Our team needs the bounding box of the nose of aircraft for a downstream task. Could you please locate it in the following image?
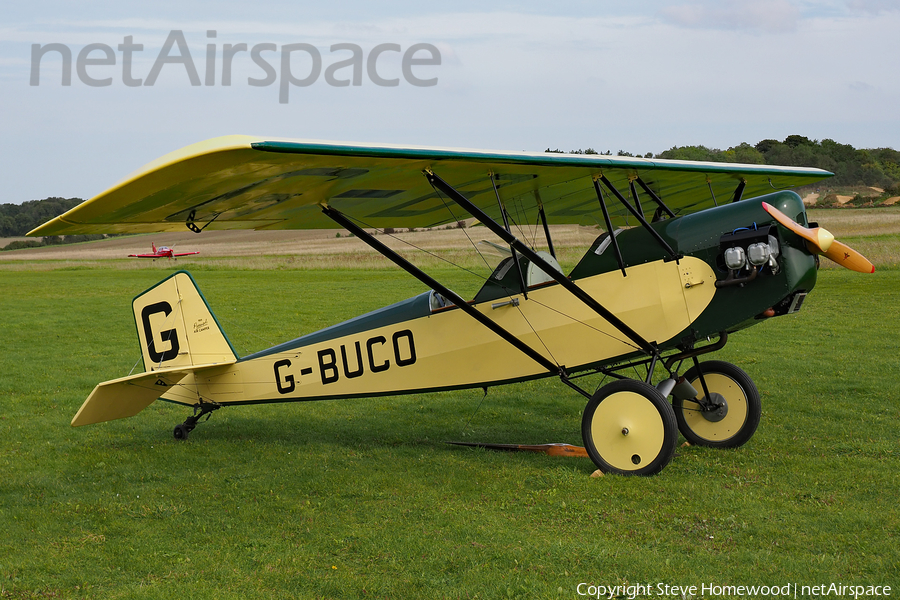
[761,202,875,274]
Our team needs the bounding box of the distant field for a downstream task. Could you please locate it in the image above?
[806,206,900,270]
[0,237,29,247]
[3,206,898,271]
[807,205,900,237]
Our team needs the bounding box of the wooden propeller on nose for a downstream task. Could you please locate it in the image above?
[762,202,875,273]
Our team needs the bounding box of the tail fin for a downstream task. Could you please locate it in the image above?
[71,271,237,427]
[152,242,157,253]
[133,271,237,372]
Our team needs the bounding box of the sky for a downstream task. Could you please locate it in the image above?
[2,0,899,204]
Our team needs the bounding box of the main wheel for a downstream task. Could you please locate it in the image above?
[672,360,761,448]
[581,380,678,476]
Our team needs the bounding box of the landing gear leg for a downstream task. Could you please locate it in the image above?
[173,401,221,441]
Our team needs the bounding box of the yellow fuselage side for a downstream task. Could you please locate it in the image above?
[164,257,716,406]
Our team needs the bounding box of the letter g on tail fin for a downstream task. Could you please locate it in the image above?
[133,270,238,371]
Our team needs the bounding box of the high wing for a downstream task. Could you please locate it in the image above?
[29,135,831,236]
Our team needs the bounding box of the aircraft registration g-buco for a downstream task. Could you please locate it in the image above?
[30,135,874,475]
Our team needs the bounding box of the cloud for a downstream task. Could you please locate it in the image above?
[659,0,802,33]
[846,0,900,14]
[847,80,875,91]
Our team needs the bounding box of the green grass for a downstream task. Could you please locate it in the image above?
[2,265,899,599]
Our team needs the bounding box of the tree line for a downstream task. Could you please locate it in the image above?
[1,197,81,238]
[655,135,900,190]
[550,135,900,192]
[0,197,114,250]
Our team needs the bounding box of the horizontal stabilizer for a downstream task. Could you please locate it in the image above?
[71,362,234,427]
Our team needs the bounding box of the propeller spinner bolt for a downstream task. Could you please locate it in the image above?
[622,427,629,436]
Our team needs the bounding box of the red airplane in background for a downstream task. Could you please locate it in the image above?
[129,243,200,260]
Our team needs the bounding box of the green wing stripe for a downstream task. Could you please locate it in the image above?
[252,140,829,177]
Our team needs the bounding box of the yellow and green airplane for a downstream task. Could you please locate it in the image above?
[30,135,874,475]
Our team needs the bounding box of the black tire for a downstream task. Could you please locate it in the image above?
[672,360,761,448]
[581,379,678,476]
[173,424,190,441]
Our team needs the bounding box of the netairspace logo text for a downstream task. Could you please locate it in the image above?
[29,29,442,103]
[575,582,892,600]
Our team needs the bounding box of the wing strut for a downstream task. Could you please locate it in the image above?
[592,177,627,277]
[634,178,677,219]
[707,180,719,207]
[320,204,562,376]
[536,198,557,259]
[732,179,747,203]
[491,173,529,300]
[598,175,680,260]
[628,179,645,215]
[426,169,658,357]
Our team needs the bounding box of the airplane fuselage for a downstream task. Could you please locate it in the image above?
[153,190,815,409]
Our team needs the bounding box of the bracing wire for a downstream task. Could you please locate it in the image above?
[461,387,490,435]
[344,192,564,368]
[429,182,495,274]
[127,355,143,377]
[411,179,641,354]
[340,211,488,282]
[521,295,643,353]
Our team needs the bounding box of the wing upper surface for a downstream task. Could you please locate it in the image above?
[30,135,831,236]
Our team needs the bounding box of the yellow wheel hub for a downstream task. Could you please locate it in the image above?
[589,391,665,471]
[682,373,748,441]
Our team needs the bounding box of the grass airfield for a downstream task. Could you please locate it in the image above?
[1,210,898,598]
